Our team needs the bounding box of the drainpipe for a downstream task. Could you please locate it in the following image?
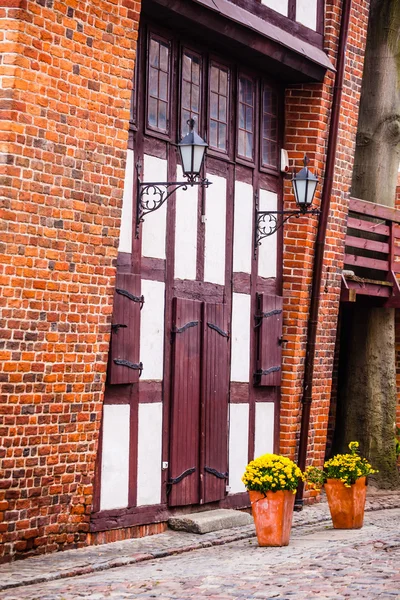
[295,0,353,508]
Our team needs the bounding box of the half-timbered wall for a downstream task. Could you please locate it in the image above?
[93,15,283,525]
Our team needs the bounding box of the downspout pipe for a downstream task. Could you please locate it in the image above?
[295,0,353,507]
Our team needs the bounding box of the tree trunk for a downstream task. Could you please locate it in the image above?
[334,0,400,487]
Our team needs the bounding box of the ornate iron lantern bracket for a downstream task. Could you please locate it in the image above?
[254,206,320,258]
[135,162,211,238]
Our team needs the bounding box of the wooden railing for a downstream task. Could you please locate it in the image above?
[341,197,400,305]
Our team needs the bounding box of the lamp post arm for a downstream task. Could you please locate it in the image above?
[254,207,320,258]
[135,163,211,238]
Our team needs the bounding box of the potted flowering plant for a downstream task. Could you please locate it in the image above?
[242,453,303,546]
[305,441,377,529]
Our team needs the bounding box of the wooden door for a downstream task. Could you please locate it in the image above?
[201,302,229,503]
[168,297,202,506]
[169,298,229,506]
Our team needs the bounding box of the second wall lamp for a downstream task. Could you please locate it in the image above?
[255,155,320,255]
[136,119,211,237]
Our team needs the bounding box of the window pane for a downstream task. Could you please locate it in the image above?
[210,92,218,119]
[158,101,167,130]
[159,71,168,101]
[159,43,169,71]
[148,97,158,128]
[210,66,219,92]
[219,70,227,95]
[149,67,158,97]
[191,85,200,112]
[246,132,253,158]
[147,34,170,133]
[209,119,218,148]
[149,39,159,68]
[218,124,227,150]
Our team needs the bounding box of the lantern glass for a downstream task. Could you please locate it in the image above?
[178,119,208,179]
[292,163,318,210]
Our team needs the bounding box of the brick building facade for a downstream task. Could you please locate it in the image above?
[1,0,397,563]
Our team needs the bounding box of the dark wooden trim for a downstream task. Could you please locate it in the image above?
[117,252,131,270]
[141,257,166,281]
[256,276,277,295]
[128,396,139,507]
[220,491,250,509]
[172,279,225,302]
[90,504,169,532]
[232,272,251,294]
[92,417,103,513]
[143,135,168,159]
[103,384,135,405]
[253,386,276,402]
[349,197,400,225]
[347,216,390,237]
[143,0,331,83]
[230,382,249,403]
[139,380,163,403]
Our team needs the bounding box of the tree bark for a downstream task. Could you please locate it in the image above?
[334,0,400,487]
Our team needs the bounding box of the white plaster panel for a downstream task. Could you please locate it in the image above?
[140,279,165,381]
[141,155,168,259]
[100,404,130,511]
[174,165,198,280]
[258,189,278,279]
[230,292,251,382]
[118,149,134,254]
[228,403,249,493]
[296,0,317,30]
[254,402,275,459]
[204,173,227,285]
[233,180,253,274]
[137,403,163,506]
[261,0,288,16]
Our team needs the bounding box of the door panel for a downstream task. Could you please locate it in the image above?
[202,302,230,503]
[254,294,283,386]
[169,297,202,506]
[108,273,142,384]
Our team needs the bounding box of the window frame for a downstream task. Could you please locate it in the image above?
[259,82,280,172]
[236,72,257,166]
[179,46,204,141]
[145,30,173,140]
[206,58,232,159]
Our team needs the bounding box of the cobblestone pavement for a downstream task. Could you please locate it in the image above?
[1,492,400,600]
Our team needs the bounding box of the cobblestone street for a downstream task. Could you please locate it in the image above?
[1,497,399,600]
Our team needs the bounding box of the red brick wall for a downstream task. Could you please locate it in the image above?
[281,0,370,498]
[0,0,139,561]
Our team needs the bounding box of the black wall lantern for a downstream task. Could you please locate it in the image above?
[254,155,320,255]
[136,119,211,237]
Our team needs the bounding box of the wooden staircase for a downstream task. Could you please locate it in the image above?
[341,197,400,306]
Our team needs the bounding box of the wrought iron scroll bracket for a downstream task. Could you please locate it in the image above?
[136,161,211,238]
[254,204,320,258]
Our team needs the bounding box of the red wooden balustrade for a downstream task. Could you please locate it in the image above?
[341,197,400,306]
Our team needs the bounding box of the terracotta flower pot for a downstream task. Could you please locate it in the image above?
[249,489,295,547]
[324,476,366,529]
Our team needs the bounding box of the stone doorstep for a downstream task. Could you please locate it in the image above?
[168,509,253,534]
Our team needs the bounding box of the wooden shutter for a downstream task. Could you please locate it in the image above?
[254,294,283,386]
[108,273,143,385]
[202,302,229,503]
[169,297,202,506]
